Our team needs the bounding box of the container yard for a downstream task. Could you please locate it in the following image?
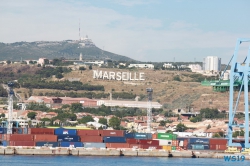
[0,127,250,159]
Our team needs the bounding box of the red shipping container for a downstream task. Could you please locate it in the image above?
[106,143,130,148]
[139,140,159,146]
[77,130,100,136]
[209,139,227,145]
[9,134,34,141]
[210,144,227,150]
[0,134,2,140]
[30,128,54,135]
[126,139,138,144]
[80,135,103,142]
[3,134,11,141]
[172,140,179,146]
[34,135,57,142]
[141,145,162,149]
[9,141,35,146]
[99,130,124,137]
[129,144,142,149]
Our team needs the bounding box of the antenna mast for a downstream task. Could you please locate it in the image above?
[79,19,81,41]
[146,88,153,133]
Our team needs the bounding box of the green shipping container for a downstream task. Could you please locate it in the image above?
[171,146,176,150]
[157,133,177,140]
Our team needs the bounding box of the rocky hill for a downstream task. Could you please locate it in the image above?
[0,40,134,62]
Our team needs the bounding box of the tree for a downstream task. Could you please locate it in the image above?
[27,112,37,120]
[108,116,121,130]
[0,113,5,118]
[6,60,11,64]
[70,103,84,112]
[175,123,188,132]
[79,67,86,70]
[159,120,166,126]
[89,65,92,70]
[207,124,211,129]
[79,115,94,124]
[98,118,107,125]
[56,73,63,79]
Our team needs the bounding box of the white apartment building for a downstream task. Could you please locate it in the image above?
[163,63,174,68]
[203,56,221,72]
[188,64,202,72]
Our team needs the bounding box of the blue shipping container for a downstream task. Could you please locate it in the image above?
[188,144,210,150]
[83,142,106,148]
[0,128,7,134]
[103,136,126,143]
[188,138,209,144]
[125,133,135,139]
[134,133,152,140]
[36,142,59,147]
[60,142,83,148]
[23,128,28,134]
[55,128,77,135]
[1,141,9,146]
[57,135,80,142]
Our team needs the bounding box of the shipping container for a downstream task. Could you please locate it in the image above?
[106,143,130,148]
[162,145,172,151]
[100,130,124,137]
[139,140,159,146]
[152,133,157,139]
[188,138,210,144]
[141,145,162,149]
[83,142,106,148]
[34,135,57,142]
[157,133,177,140]
[209,138,227,145]
[129,144,142,149]
[9,134,34,141]
[12,128,23,134]
[80,136,103,143]
[77,130,100,136]
[57,135,80,142]
[35,142,59,147]
[172,140,179,146]
[1,140,9,146]
[0,128,7,134]
[124,132,135,139]
[23,128,28,134]
[55,128,77,135]
[183,139,188,146]
[60,142,83,148]
[171,146,176,150]
[103,136,126,143]
[3,134,10,141]
[210,144,227,150]
[134,133,152,139]
[179,140,184,146]
[30,128,55,135]
[126,139,138,144]
[9,141,35,146]
[189,144,209,150]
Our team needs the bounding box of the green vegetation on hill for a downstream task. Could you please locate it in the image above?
[0,41,134,61]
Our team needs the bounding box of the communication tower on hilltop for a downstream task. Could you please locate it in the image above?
[146,88,153,133]
[7,82,14,134]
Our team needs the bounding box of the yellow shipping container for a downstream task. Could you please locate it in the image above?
[162,145,172,151]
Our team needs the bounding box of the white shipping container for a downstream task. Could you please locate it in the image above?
[153,139,172,146]
[179,141,184,146]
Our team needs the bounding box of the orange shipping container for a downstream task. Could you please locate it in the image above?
[34,135,57,142]
[126,139,138,144]
[210,144,227,150]
[9,134,34,141]
[152,133,157,139]
[209,139,227,145]
[3,134,10,141]
[172,140,179,146]
[9,141,35,146]
[29,128,55,135]
[106,143,130,148]
[80,135,103,142]
[162,145,172,150]
[77,130,100,136]
[99,130,124,137]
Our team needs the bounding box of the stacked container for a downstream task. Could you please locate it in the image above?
[188,138,210,150]
[209,138,227,150]
[55,128,82,148]
[156,133,177,150]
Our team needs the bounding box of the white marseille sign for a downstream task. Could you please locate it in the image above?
[93,70,145,81]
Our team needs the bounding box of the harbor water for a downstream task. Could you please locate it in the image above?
[0,155,250,166]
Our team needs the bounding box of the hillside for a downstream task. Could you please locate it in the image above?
[0,40,134,61]
[0,64,236,113]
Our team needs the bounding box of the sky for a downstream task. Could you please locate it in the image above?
[0,0,250,63]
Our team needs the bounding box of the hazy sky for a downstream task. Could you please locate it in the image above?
[1,0,250,63]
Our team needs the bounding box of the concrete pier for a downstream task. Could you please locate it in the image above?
[0,147,250,159]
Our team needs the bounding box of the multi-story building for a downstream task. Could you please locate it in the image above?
[203,56,221,72]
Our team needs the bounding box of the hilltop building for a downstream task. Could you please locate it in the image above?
[79,35,95,47]
[128,64,154,69]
